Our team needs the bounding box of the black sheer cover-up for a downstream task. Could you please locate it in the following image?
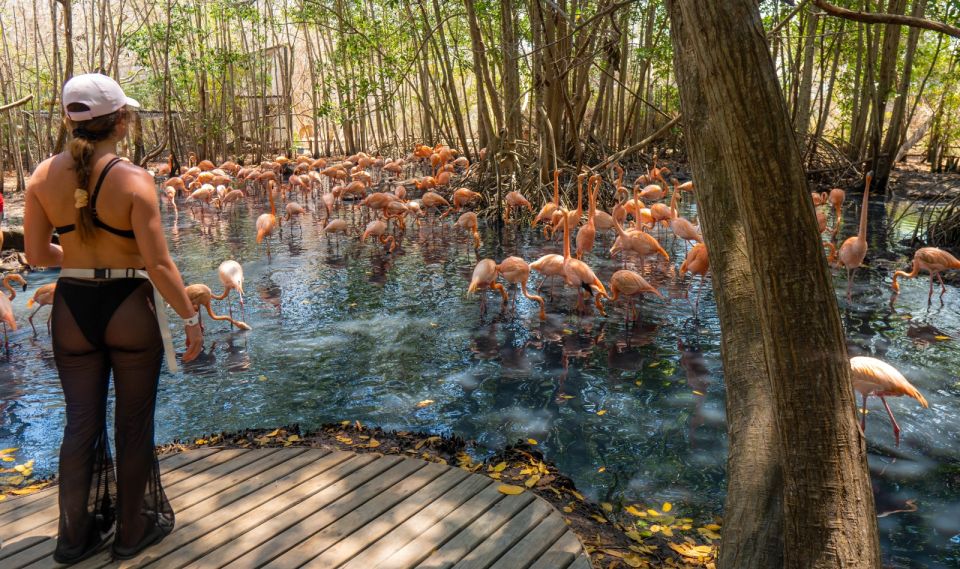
[51,277,174,560]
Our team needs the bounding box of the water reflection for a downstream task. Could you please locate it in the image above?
[0,191,957,566]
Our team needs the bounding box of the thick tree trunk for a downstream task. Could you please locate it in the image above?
[666,2,882,568]
[669,9,783,569]
[499,0,522,142]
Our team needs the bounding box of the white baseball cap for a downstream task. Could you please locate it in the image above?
[62,73,140,121]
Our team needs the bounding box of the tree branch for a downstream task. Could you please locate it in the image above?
[812,0,960,39]
[0,94,34,113]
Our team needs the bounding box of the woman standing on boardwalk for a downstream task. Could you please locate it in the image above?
[23,74,202,563]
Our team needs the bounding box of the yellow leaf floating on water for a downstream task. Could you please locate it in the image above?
[258,375,268,382]
[662,502,673,512]
[934,335,950,341]
[560,394,574,399]
[597,410,607,416]
[527,438,538,445]
[525,475,541,488]
[647,509,660,517]
[0,448,18,455]
[1,457,14,462]
[693,390,704,396]
[625,505,645,517]
[417,399,435,408]
[497,484,525,495]
[601,502,613,512]
[598,466,606,473]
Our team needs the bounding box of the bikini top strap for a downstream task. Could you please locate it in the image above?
[89,157,123,216]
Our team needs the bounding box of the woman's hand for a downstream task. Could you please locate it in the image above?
[183,323,204,363]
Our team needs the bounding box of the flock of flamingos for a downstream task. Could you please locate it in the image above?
[2,143,958,447]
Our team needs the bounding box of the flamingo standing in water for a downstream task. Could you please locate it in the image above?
[256,181,278,255]
[561,205,608,315]
[497,257,546,320]
[467,259,508,316]
[186,284,252,331]
[891,247,960,303]
[850,356,928,447]
[575,176,600,259]
[455,212,481,250]
[214,260,245,322]
[837,171,872,300]
[1,274,27,354]
[608,270,663,321]
[362,219,396,253]
[530,253,565,295]
[829,188,846,236]
[610,216,669,269]
[504,191,533,223]
[27,282,56,336]
[680,243,710,314]
[533,170,562,237]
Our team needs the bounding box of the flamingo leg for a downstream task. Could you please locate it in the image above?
[29,308,41,337]
[879,396,902,447]
[846,267,853,301]
[2,323,8,356]
[928,273,935,303]
[860,393,868,430]
[937,272,947,297]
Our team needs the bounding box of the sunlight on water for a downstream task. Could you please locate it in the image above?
[1,191,958,567]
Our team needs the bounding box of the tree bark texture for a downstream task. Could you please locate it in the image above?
[666,2,882,568]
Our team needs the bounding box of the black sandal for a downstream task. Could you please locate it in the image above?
[53,523,114,564]
[111,517,168,561]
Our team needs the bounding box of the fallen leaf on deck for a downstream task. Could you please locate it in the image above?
[497,484,524,495]
[525,475,540,488]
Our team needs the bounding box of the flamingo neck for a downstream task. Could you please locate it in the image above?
[858,174,871,241]
[576,177,583,213]
[563,209,571,260]
[552,170,560,206]
[669,180,679,215]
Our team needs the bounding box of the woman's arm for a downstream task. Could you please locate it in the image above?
[23,172,64,267]
[129,168,203,362]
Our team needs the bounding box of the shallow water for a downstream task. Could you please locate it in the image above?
[2,188,958,567]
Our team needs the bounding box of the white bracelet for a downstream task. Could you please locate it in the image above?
[183,313,200,327]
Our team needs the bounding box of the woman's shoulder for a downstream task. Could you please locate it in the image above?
[26,154,66,194]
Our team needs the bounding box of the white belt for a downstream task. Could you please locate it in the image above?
[58,268,179,372]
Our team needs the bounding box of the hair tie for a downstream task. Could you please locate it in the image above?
[74,188,89,208]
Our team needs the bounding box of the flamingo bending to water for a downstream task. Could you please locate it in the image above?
[497,257,546,320]
[27,282,56,336]
[891,247,960,303]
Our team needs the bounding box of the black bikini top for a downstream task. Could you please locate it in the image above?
[56,157,136,239]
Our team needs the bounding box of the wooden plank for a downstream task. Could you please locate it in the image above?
[296,464,467,568]
[0,449,227,563]
[225,456,427,569]
[526,531,584,569]
[376,487,524,569]
[2,449,261,544]
[567,554,593,569]
[338,473,494,569]
[175,453,398,569]
[0,448,220,524]
[12,449,316,569]
[83,450,352,569]
[67,447,308,569]
[408,493,538,569]
[489,514,570,569]
[446,499,552,569]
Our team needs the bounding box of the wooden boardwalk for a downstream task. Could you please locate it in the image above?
[0,448,591,568]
